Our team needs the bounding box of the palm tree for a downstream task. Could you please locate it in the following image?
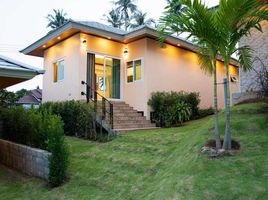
[159,0,222,149]
[46,9,68,30]
[105,9,123,29]
[165,0,185,36]
[130,10,155,29]
[114,0,137,31]
[216,0,268,150]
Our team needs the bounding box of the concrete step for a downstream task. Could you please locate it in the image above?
[113,123,156,129]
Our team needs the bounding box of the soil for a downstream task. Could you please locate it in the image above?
[205,139,240,150]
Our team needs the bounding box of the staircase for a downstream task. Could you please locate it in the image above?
[81,81,156,135]
[111,102,157,132]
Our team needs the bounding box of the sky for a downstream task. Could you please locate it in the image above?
[0,0,219,92]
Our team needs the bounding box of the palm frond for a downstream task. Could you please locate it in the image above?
[235,45,254,72]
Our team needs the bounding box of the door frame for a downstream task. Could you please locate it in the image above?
[86,51,123,101]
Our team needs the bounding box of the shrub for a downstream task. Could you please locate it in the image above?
[40,101,94,137]
[197,107,214,119]
[0,107,69,187]
[148,91,199,127]
[47,115,69,187]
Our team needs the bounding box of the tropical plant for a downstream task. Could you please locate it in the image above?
[46,9,68,30]
[114,0,137,31]
[159,0,222,149]
[130,10,155,29]
[105,8,123,28]
[216,0,268,149]
[174,101,191,125]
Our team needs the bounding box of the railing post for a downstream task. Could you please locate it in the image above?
[102,97,106,120]
[110,103,113,129]
[94,91,97,113]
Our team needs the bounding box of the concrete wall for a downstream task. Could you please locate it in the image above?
[43,33,82,102]
[143,38,239,118]
[0,139,50,180]
[42,34,239,120]
[239,20,268,92]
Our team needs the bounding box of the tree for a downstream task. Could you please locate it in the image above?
[15,89,29,100]
[0,89,16,107]
[105,9,124,29]
[216,0,268,150]
[130,10,155,29]
[46,9,68,30]
[159,0,222,149]
[114,0,137,31]
[165,0,185,36]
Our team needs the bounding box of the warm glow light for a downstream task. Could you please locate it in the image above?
[107,37,111,39]
[42,45,46,48]
[57,36,61,40]
[123,47,129,59]
[177,43,181,46]
[81,38,87,49]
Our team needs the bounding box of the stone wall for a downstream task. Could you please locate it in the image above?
[0,139,50,180]
[239,20,268,93]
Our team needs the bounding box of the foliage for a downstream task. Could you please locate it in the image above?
[148,91,200,127]
[197,107,214,119]
[40,100,94,137]
[0,89,30,107]
[113,0,138,30]
[1,102,268,199]
[105,9,123,28]
[130,10,155,29]
[46,9,68,30]
[0,107,69,187]
[47,116,69,187]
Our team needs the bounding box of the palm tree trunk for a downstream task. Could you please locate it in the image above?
[213,60,221,150]
[223,63,231,150]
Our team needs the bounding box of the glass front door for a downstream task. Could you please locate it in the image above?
[94,54,120,99]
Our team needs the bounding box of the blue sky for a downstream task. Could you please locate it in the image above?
[0,0,218,91]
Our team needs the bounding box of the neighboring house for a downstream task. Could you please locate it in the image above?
[17,88,42,108]
[0,54,44,89]
[21,20,239,131]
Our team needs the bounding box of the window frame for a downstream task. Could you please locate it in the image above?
[126,58,143,84]
[52,58,65,83]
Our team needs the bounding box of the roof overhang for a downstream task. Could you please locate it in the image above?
[21,21,239,66]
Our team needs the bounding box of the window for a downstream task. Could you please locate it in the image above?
[127,59,142,83]
[53,60,64,82]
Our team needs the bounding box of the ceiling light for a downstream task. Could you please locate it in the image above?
[57,36,61,40]
[107,37,111,39]
[177,44,181,46]
[42,45,46,48]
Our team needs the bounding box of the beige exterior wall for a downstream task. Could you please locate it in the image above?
[43,33,81,102]
[43,34,239,120]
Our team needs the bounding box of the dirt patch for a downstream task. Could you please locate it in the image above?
[205,139,240,150]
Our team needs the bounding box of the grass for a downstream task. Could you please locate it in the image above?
[0,102,268,200]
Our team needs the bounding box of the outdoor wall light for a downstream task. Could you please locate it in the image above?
[82,38,87,49]
[123,47,129,59]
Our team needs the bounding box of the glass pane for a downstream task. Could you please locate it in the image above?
[95,55,105,98]
[127,61,133,83]
[112,59,120,99]
[105,57,112,98]
[53,62,58,82]
[58,60,64,81]
[134,60,142,81]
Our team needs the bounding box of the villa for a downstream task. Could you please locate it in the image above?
[21,20,239,131]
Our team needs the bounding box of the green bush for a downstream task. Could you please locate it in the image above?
[197,107,214,119]
[40,101,94,137]
[0,107,69,187]
[148,91,200,127]
[47,115,69,187]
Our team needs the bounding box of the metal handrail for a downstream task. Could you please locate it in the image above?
[81,81,113,129]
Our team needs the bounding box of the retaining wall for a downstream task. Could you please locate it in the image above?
[0,139,50,180]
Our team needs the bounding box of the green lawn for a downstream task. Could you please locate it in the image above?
[0,102,268,200]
